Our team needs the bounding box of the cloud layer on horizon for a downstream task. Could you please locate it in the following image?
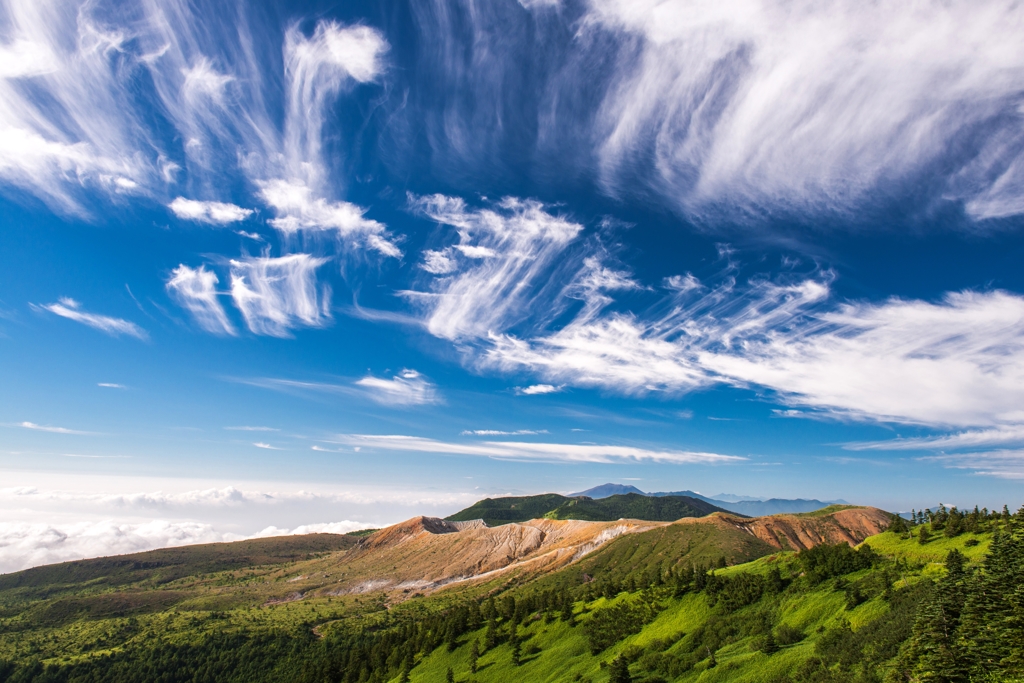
[0,482,479,573]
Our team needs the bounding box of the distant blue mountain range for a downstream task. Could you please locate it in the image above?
[567,483,849,517]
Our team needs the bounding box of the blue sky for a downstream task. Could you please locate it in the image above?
[2,0,1024,571]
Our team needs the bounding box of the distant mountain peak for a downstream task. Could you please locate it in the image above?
[564,483,846,517]
[568,483,645,498]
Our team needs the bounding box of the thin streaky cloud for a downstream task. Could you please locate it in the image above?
[224,426,280,432]
[407,0,1024,222]
[847,426,1024,452]
[516,384,563,396]
[16,422,94,435]
[34,298,147,339]
[921,450,1024,480]
[460,429,549,436]
[329,434,745,465]
[355,370,439,406]
[253,442,284,450]
[97,383,127,389]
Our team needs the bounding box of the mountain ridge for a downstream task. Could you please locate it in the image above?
[570,482,849,516]
[445,492,732,526]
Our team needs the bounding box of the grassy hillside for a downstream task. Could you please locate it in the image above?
[0,506,1020,683]
[0,534,358,594]
[446,493,729,526]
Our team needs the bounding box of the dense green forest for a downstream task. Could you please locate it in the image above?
[0,504,1021,683]
[445,493,729,526]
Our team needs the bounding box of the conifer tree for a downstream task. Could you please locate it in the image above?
[609,655,632,683]
[509,623,521,667]
[903,550,969,682]
[958,530,1024,676]
[762,630,779,655]
[445,667,454,683]
[484,617,498,651]
[469,640,480,674]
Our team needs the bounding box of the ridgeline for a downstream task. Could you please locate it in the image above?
[444,492,731,526]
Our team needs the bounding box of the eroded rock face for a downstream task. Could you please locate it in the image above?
[342,517,661,594]
[280,506,891,602]
[711,507,891,551]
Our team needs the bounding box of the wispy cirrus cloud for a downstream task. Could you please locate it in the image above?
[229,254,330,337]
[460,429,548,436]
[329,434,744,465]
[921,451,1024,481]
[401,0,1024,223]
[225,426,279,432]
[406,194,583,341]
[355,370,439,406]
[848,427,1024,452]
[168,197,253,224]
[407,196,1024,431]
[15,421,93,435]
[165,265,235,336]
[97,383,126,389]
[34,298,146,339]
[0,0,396,261]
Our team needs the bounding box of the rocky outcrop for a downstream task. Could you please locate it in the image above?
[699,506,891,551]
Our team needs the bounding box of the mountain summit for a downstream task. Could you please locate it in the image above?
[567,483,645,498]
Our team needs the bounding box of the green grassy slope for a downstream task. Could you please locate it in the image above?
[408,528,993,683]
[0,533,358,594]
[446,493,729,526]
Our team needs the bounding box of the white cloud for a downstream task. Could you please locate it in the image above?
[165,264,235,335]
[0,478,476,572]
[406,195,583,340]
[168,197,253,224]
[250,520,372,538]
[698,290,1024,428]
[0,2,393,262]
[460,429,548,436]
[253,442,283,450]
[848,426,1024,452]
[97,383,126,389]
[0,38,59,78]
[258,180,399,256]
[590,0,1024,219]
[0,519,236,573]
[921,450,1024,481]
[229,254,330,337]
[15,421,92,435]
[402,196,1024,430]
[0,516,377,573]
[180,58,234,101]
[407,0,1024,222]
[281,21,388,179]
[238,22,397,256]
[421,249,457,274]
[330,434,745,465]
[225,426,278,432]
[515,384,563,396]
[355,370,439,406]
[34,298,146,339]
[0,3,151,213]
